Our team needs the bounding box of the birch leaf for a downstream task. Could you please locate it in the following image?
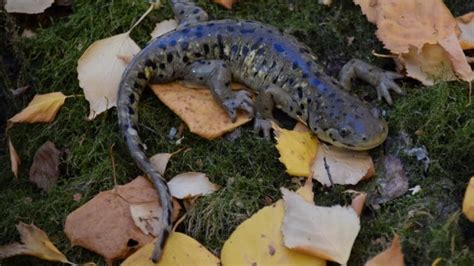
[311,143,374,186]
[151,83,251,140]
[274,125,318,177]
[150,153,172,176]
[365,235,404,266]
[213,0,239,9]
[167,172,219,199]
[282,188,360,265]
[130,201,162,237]
[462,177,474,222]
[0,222,69,263]
[8,137,20,178]
[121,232,220,266]
[150,19,178,40]
[5,0,54,14]
[9,92,67,123]
[78,32,140,120]
[221,182,325,266]
[29,141,61,193]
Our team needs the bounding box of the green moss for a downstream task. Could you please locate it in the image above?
[1,0,473,265]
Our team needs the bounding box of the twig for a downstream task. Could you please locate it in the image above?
[323,157,334,186]
[109,143,118,188]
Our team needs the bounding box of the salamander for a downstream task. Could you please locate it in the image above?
[117,0,403,262]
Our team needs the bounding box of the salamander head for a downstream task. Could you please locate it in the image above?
[306,89,388,151]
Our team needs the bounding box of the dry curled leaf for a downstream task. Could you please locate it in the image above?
[457,12,474,50]
[122,232,220,266]
[221,180,325,266]
[274,125,318,177]
[167,172,219,199]
[351,192,367,217]
[0,222,69,263]
[282,188,360,265]
[150,153,172,175]
[8,137,20,178]
[64,176,158,262]
[365,235,404,266]
[150,19,178,40]
[4,0,54,14]
[29,141,61,193]
[9,92,67,123]
[151,83,251,140]
[311,143,374,186]
[78,32,140,120]
[130,201,162,237]
[462,177,474,222]
[354,0,473,84]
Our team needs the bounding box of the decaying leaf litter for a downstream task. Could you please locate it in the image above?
[0,0,474,264]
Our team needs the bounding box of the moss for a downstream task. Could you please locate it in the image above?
[1,0,473,265]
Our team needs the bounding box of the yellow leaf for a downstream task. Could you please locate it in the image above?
[78,32,140,120]
[311,143,374,186]
[365,235,404,266]
[462,177,474,222]
[5,0,54,14]
[221,185,325,266]
[457,12,474,50]
[121,232,220,266]
[274,125,318,177]
[281,188,360,265]
[151,83,251,140]
[8,136,20,178]
[0,222,69,263]
[8,92,67,123]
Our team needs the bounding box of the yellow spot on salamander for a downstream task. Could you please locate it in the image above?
[144,67,153,79]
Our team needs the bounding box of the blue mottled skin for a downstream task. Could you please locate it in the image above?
[117,0,399,262]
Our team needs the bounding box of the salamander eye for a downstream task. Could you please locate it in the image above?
[339,127,352,138]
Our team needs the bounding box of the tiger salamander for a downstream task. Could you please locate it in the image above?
[117,0,403,262]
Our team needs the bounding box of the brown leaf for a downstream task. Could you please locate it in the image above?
[64,176,159,262]
[0,222,69,263]
[151,82,251,140]
[351,192,367,217]
[8,136,20,178]
[365,235,404,266]
[457,12,474,50]
[213,0,239,9]
[130,201,162,237]
[150,153,172,176]
[5,0,54,14]
[370,155,409,206]
[29,141,61,193]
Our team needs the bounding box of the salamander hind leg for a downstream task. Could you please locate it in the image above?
[338,59,404,105]
[184,60,254,122]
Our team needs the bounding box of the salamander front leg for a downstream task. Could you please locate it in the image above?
[184,60,254,122]
[338,59,404,105]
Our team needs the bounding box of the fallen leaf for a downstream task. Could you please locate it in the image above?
[274,125,318,177]
[151,83,251,140]
[213,0,238,9]
[318,0,332,6]
[8,136,20,178]
[0,222,69,263]
[122,232,220,266]
[64,176,158,262]
[8,92,67,123]
[221,182,325,266]
[130,201,162,237]
[351,192,367,217]
[369,155,409,206]
[354,0,473,83]
[10,86,31,97]
[281,188,360,264]
[398,44,457,86]
[4,0,54,14]
[21,29,37,39]
[150,153,172,176]
[365,235,404,266]
[462,177,474,222]
[311,143,374,186]
[167,172,219,199]
[150,19,178,40]
[29,141,61,193]
[78,32,140,120]
[457,12,474,50]
[73,193,82,202]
